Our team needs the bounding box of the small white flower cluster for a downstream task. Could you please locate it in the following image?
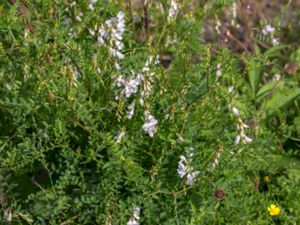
[216,63,222,81]
[168,0,179,22]
[177,150,199,185]
[116,74,144,99]
[262,24,275,36]
[262,24,279,45]
[229,106,253,144]
[66,1,97,37]
[76,12,84,22]
[94,11,125,61]
[142,111,158,137]
[116,57,158,137]
[127,102,135,119]
[127,207,141,225]
[140,58,159,136]
[88,0,97,11]
[273,73,281,81]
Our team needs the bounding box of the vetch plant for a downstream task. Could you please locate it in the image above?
[142,111,158,137]
[0,1,299,224]
[177,149,200,185]
[168,0,179,22]
[229,105,253,144]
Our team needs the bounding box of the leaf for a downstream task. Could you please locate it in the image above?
[263,44,289,58]
[262,87,300,116]
[256,80,286,101]
[247,59,264,97]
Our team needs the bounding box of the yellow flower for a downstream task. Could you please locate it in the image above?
[264,176,270,182]
[268,204,281,216]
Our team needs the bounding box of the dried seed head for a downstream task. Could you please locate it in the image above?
[214,188,225,201]
[160,52,173,69]
[284,62,298,75]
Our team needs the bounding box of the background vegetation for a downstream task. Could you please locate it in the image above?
[0,0,300,224]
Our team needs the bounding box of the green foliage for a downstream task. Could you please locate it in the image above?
[247,58,264,98]
[263,87,300,116]
[0,0,299,224]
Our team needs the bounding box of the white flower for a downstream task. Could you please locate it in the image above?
[241,121,249,129]
[168,0,178,22]
[127,102,135,119]
[186,171,200,185]
[177,154,199,185]
[228,86,234,93]
[88,28,95,36]
[262,24,275,36]
[115,62,121,70]
[139,98,144,106]
[88,4,94,11]
[272,37,279,45]
[113,12,125,39]
[230,106,253,145]
[116,75,144,99]
[273,74,281,81]
[138,73,146,81]
[177,155,189,178]
[95,11,125,60]
[234,135,241,145]
[111,28,123,41]
[133,207,141,220]
[232,107,240,117]
[5,83,12,90]
[76,12,84,22]
[142,65,150,73]
[124,78,140,97]
[142,112,158,137]
[70,1,76,7]
[97,28,108,45]
[116,76,125,87]
[155,55,160,64]
[99,29,109,39]
[244,136,253,143]
[109,48,124,59]
[116,12,125,31]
